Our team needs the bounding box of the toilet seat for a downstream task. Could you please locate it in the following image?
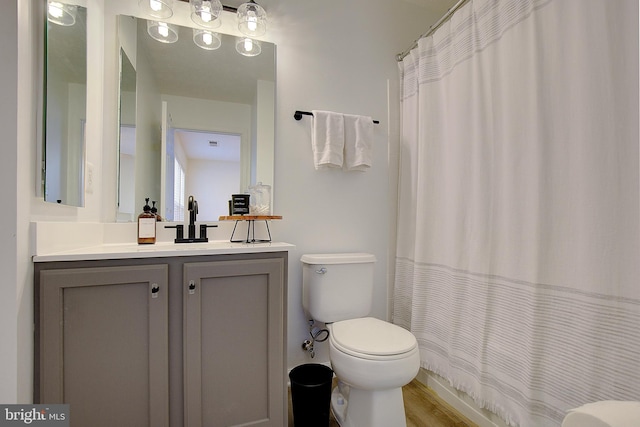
[329,317,417,361]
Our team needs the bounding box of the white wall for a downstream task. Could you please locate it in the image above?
[186,159,240,221]
[255,80,275,189]
[135,41,162,207]
[66,82,87,207]
[0,0,19,404]
[268,0,453,367]
[1,0,454,402]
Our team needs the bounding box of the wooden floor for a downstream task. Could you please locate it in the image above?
[288,378,478,427]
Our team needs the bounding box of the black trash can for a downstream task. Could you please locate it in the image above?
[289,363,334,427]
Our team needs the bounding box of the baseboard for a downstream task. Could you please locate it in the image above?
[416,368,509,427]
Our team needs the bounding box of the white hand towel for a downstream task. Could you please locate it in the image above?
[311,110,344,169]
[344,114,373,171]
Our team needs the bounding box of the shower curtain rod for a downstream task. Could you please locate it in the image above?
[396,0,469,61]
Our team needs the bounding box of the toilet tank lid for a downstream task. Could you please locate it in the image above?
[301,253,376,265]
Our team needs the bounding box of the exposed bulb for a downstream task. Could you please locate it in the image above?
[48,2,64,18]
[158,22,169,38]
[247,12,257,32]
[203,32,213,45]
[198,2,213,23]
[149,0,163,12]
[236,36,260,56]
[244,38,253,52]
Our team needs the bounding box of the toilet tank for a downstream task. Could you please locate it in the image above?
[301,253,376,323]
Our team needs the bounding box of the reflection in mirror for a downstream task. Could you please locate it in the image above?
[117,49,137,221]
[44,3,87,206]
[116,15,276,222]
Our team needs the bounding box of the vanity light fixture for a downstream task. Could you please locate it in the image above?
[143,1,267,56]
[193,28,221,50]
[139,0,174,19]
[189,0,223,29]
[237,0,266,37]
[47,1,77,26]
[236,37,261,57]
[147,20,179,43]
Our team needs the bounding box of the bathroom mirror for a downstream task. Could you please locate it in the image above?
[116,15,275,222]
[117,48,137,220]
[43,3,87,206]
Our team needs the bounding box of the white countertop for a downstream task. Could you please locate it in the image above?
[33,240,295,262]
[31,221,294,263]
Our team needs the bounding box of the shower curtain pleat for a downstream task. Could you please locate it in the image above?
[394,0,640,426]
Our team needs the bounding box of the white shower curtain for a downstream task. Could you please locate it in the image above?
[394,0,639,426]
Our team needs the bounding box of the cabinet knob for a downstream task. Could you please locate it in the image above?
[151,283,160,298]
[188,280,196,295]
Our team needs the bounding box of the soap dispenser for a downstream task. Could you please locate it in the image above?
[138,198,156,244]
[151,200,163,221]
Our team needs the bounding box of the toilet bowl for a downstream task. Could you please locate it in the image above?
[301,253,420,427]
[327,318,420,427]
[328,318,420,390]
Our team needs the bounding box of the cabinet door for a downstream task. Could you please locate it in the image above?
[40,265,169,427]
[183,258,285,427]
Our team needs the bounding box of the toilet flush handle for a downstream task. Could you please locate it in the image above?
[315,267,327,274]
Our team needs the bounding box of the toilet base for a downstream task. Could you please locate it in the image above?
[330,384,407,427]
[331,387,347,426]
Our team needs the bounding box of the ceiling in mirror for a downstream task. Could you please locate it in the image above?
[137,18,275,104]
[47,7,86,83]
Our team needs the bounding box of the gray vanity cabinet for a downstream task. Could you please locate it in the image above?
[183,258,286,427]
[35,252,287,427]
[38,264,170,427]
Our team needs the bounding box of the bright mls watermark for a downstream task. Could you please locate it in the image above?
[0,405,69,426]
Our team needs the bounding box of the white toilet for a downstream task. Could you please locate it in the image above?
[301,253,420,427]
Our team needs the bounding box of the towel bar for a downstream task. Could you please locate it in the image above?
[294,110,379,124]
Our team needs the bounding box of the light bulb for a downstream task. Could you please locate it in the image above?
[48,1,77,26]
[48,2,64,18]
[150,0,162,12]
[244,38,253,52]
[237,2,266,37]
[236,36,260,56]
[193,28,220,50]
[159,22,169,38]
[247,16,257,32]
[200,5,211,22]
[190,0,221,28]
